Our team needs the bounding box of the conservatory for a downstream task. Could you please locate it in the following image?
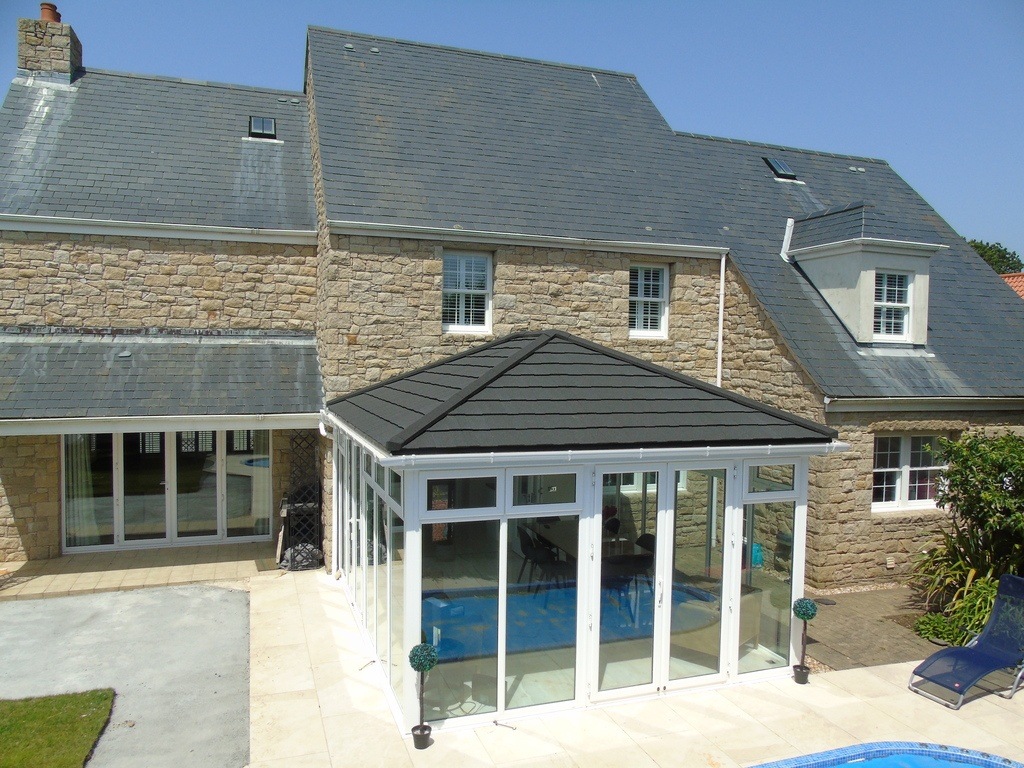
[322,331,843,729]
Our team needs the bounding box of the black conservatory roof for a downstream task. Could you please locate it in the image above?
[327,330,837,456]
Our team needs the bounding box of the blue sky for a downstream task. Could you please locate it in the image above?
[2,1,1022,258]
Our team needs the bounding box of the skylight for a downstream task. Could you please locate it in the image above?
[764,156,797,180]
[248,116,277,139]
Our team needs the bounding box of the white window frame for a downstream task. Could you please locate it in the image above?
[872,271,911,343]
[442,251,492,334]
[629,264,668,339]
[871,434,944,511]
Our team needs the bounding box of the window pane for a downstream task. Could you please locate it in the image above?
[427,477,497,510]
[389,510,404,698]
[599,471,657,691]
[909,469,940,502]
[388,470,402,504]
[176,431,217,537]
[873,470,899,503]
[873,437,901,469]
[123,432,166,541]
[747,464,795,493]
[421,520,500,720]
[506,517,577,708]
[873,306,906,336]
[739,501,796,673]
[226,430,272,537]
[910,436,940,468]
[671,469,726,680]
[64,433,114,547]
[512,473,576,506]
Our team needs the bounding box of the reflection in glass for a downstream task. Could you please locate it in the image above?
[506,518,577,709]
[176,431,217,537]
[512,474,576,506]
[427,477,496,510]
[598,472,657,691]
[226,430,271,537]
[375,493,389,664]
[670,469,725,680]
[747,464,795,493]
[64,433,115,547]
[389,510,404,696]
[739,501,796,673]
[123,432,167,541]
[421,520,500,720]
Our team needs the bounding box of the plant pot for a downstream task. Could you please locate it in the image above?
[793,664,810,685]
[411,724,432,750]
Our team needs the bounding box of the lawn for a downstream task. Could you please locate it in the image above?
[0,689,114,768]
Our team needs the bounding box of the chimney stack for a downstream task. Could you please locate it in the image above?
[17,4,83,83]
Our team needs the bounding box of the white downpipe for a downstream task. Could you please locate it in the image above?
[780,218,795,263]
[716,253,726,388]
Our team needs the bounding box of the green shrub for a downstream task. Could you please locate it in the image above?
[911,433,1024,644]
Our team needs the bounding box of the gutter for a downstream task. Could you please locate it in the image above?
[327,219,728,259]
[0,214,318,245]
[823,397,1024,414]
[0,412,320,436]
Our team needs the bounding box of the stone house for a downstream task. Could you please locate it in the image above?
[3,6,1024,729]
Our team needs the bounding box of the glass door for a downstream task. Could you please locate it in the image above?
[122,432,168,542]
[668,468,727,682]
[175,431,218,538]
[596,470,659,693]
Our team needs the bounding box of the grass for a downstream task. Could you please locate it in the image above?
[0,689,115,768]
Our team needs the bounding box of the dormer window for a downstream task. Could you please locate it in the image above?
[248,116,276,139]
[873,272,910,341]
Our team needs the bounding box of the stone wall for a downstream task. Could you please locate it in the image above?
[318,234,723,399]
[0,231,316,331]
[805,410,1024,588]
[0,435,61,562]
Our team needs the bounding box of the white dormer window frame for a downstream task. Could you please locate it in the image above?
[442,251,492,334]
[872,271,911,343]
[629,264,668,339]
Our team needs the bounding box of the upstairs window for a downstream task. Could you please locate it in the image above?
[442,252,491,333]
[872,435,943,509]
[873,272,910,341]
[248,116,277,139]
[629,265,668,337]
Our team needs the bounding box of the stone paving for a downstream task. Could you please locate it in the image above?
[804,585,937,671]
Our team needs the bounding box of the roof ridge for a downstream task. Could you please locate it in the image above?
[59,67,305,98]
[672,130,887,165]
[384,331,557,452]
[306,25,638,80]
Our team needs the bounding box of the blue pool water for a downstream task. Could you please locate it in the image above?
[755,742,1024,768]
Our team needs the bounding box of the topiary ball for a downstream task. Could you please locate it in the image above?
[793,597,818,622]
[409,643,439,673]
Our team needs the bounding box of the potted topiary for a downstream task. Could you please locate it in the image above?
[409,642,439,749]
[792,597,818,684]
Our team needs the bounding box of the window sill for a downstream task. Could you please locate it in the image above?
[628,332,668,341]
[870,502,941,516]
[442,326,492,336]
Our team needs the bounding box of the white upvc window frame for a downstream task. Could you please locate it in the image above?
[872,271,911,342]
[628,264,669,339]
[871,434,944,511]
[442,251,492,334]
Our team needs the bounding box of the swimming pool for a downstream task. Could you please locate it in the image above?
[755,742,1024,768]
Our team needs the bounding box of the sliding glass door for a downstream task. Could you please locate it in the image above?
[62,429,272,550]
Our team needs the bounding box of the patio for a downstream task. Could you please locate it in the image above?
[248,569,1024,768]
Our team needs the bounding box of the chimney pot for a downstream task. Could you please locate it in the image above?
[40,3,61,23]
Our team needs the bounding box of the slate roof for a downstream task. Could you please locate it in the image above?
[306,28,1024,400]
[0,331,322,419]
[0,69,315,230]
[327,330,836,455]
